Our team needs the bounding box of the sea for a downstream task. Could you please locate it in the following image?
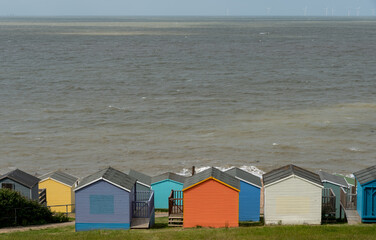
[1,16,375,178]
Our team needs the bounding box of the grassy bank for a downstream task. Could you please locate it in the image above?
[1,217,376,240]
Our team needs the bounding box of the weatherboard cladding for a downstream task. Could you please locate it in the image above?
[76,167,136,192]
[353,165,376,185]
[152,172,186,184]
[263,164,322,187]
[225,167,262,188]
[183,167,240,190]
[40,171,78,186]
[128,169,152,186]
[318,171,348,188]
[0,169,40,188]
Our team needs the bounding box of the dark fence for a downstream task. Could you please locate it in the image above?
[169,190,183,215]
[322,188,336,216]
[132,191,154,218]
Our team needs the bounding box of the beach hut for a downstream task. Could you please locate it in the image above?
[225,167,262,221]
[183,167,240,228]
[318,170,349,219]
[263,164,323,225]
[353,165,376,223]
[0,169,40,201]
[75,167,136,231]
[151,172,186,209]
[128,169,152,191]
[39,171,78,213]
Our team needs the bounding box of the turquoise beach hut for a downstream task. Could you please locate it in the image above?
[0,169,40,201]
[151,172,186,209]
[318,170,349,219]
[225,167,262,221]
[353,165,376,223]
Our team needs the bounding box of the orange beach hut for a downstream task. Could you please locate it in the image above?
[183,167,240,228]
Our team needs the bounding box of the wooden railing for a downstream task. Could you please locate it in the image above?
[340,187,357,210]
[39,188,47,205]
[132,191,154,218]
[322,188,336,216]
[47,204,75,216]
[169,190,183,215]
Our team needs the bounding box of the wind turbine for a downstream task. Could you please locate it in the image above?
[371,9,375,16]
[324,7,328,16]
[303,6,308,16]
[356,7,360,16]
[266,7,271,16]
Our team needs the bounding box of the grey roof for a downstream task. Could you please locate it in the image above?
[183,167,240,190]
[318,170,348,188]
[354,165,376,185]
[225,167,262,188]
[40,171,78,187]
[263,164,322,187]
[128,169,152,186]
[0,169,40,188]
[75,167,136,192]
[152,172,186,184]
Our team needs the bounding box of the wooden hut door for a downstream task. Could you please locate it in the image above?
[364,187,376,217]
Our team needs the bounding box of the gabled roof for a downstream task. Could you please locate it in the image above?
[183,167,240,191]
[0,169,40,188]
[354,165,376,185]
[75,167,136,192]
[40,171,78,187]
[318,170,348,188]
[335,174,355,186]
[152,172,186,184]
[263,164,322,187]
[225,167,262,188]
[128,169,152,187]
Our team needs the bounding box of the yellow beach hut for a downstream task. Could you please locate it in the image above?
[39,171,78,213]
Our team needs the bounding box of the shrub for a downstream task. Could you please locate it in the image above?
[0,188,68,228]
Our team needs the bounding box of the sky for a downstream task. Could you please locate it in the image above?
[0,0,376,16]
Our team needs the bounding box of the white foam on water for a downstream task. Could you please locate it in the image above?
[176,165,265,178]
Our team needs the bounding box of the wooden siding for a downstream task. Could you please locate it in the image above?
[75,180,131,229]
[183,179,239,228]
[323,182,345,219]
[239,180,260,221]
[357,179,376,222]
[264,176,322,225]
[136,182,151,192]
[152,180,183,209]
[0,178,37,200]
[39,179,74,212]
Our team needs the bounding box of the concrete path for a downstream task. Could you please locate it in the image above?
[0,221,75,234]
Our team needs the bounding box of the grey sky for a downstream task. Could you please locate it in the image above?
[1,0,375,16]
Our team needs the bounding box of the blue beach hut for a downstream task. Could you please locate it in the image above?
[225,167,262,221]
[74,167,137,231]
[353,165,376,223]
[0,169,40,201]
[151,172,186,209]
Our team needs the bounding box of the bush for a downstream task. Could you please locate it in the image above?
[0,188,68,228]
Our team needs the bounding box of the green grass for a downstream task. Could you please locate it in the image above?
[2,218,376,240]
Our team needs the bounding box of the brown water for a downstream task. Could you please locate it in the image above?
[1,17,376,177]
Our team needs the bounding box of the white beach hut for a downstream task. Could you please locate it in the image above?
[263,164,323,225]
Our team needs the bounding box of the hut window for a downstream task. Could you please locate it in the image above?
[2,183,14,190]
[90,195,114,214]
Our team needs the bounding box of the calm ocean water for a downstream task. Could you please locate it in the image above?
[1,17,375,178]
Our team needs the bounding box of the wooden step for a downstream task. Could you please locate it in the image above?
[344,210,361,225]
[131,218,150,229]
[168,216,183,227]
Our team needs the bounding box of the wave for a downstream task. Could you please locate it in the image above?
[176,165,265,178]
